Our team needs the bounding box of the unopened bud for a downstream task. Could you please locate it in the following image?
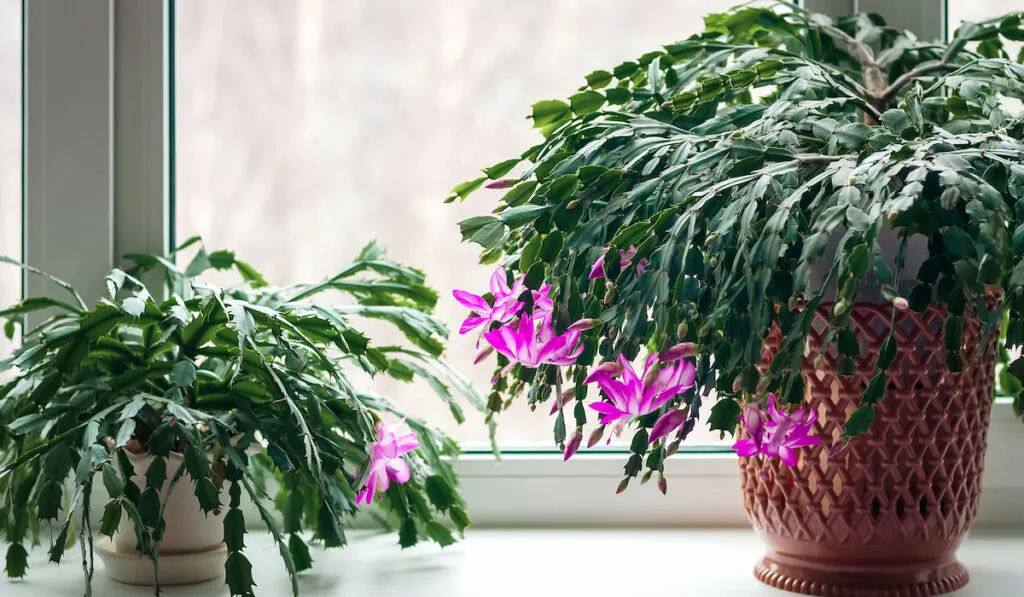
[676,322,688,338]
[587,426,606,448]
[660,342,698,362]
[616,477,630,494]
[636,258,650,275]
[705,234,720,247]
[732,378,742,393]
[484,178,516,190]
[549,388,575,415]
[666,440,681,456]
[641,470,654,484]
[563,429,583,461]
[708,257,718,267]
[567,199,581,209]
[833,300,849,316]
[584,360,624,384]
[474,344,494,364]
[657,474,668,495]
[892,297,909,312]
[567,318,599,332]
[814,354,827,373]
[756,378,769,394]
[642,361,663,391]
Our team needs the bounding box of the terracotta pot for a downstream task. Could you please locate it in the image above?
[741,302,998,597]
[99,450,228,585]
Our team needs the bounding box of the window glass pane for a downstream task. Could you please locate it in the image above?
[0,2,20,369]
[948,0,1023,51]
[175,1,743,448]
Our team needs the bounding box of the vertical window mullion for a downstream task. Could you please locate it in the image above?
[112,0,171,292]
[23,0,115,308]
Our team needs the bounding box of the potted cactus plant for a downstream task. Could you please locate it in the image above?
[448,2,1024,595]
[0,238,481,596]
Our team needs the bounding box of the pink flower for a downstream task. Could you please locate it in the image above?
[588,246,638,280]
[636,258,649,275]
[585,354,696,439]
[453,268,528,335]
[732,394,821,467]
[355,421,419,505]
[483,314,584,371]
[454,270,555,339]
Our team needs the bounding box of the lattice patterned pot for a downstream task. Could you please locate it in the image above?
[740,302,998,597]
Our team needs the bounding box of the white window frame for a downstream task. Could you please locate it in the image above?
[21,0,1022,528]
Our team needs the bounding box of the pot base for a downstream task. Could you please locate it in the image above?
[754,554,969,597]
[96,537,227,586]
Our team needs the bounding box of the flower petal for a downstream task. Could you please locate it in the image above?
[385,458,412,484]
[732,438,762,457]
[490,268,511,297]
[459,316,489,335]
[779,446,799,467]
[453,290,490,313]
[649,409,687,443]
[483,325,517,361]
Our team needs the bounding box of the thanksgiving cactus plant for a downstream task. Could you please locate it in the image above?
[448,2,1024,488]
[0,239,481,596]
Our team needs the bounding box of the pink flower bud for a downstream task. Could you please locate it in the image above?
[563,429,583,461]
[474,344,494,365]
[567,318,599,332]
[660,342,698,362]
[892,297,909,312]
[642,361,663,391]
[549,387,575,415]
[649,409,688,443]
[587,426,606,448]
[657,474,668,495]
[484,178,516,189]
[616,477,630,494]
[583,360,624,384]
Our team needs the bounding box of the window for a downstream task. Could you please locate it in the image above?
[12,0,1021,527]
[0,2,19,365]
[173,0,747,449]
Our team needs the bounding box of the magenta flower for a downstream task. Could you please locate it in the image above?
[636,258,650,275]
[355,421,419,505]
[732,394,821,466]
[452,268,528,334]
[454,269,555,337]
[585,354,696,438]
[588,246,638,280]
[483,314,584,372]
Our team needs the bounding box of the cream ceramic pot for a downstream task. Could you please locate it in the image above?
[115,450,226,555]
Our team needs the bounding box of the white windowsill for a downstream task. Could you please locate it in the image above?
[4,529,1023,596]
[452,400,1023,527]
